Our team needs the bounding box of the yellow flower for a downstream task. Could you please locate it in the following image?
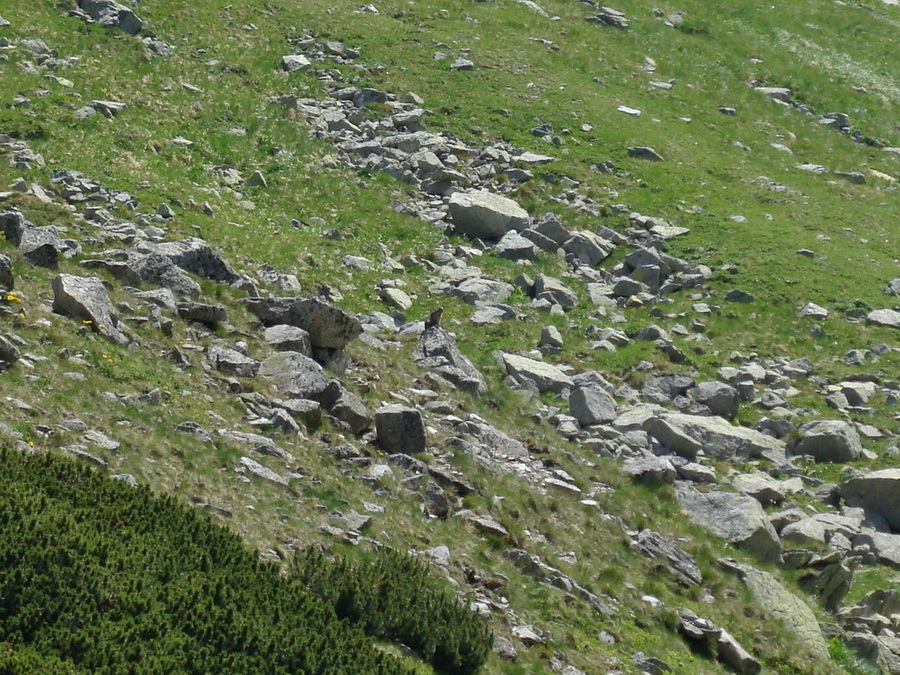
[82,320,93,325]
[3,292,22,303]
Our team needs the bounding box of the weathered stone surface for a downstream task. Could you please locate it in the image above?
[282,54,311,72]
[263,324,312,355]
[562,231,615,267]
[643,412,785,463]
[143,238,238,283]
[633,530,702,586]
[675,483,781,563]
[448,190,530,239]
[451,277,513,306]
[177,301,227,326]
[852,532,900,570]
[627,146,664,161]
[688,381,739,419]
[455,510,509,537]
[206,346,259,378]
[51,274,127,344]
[780,513,861,546]
[569,386,617,426]
[376,404,426,454]
[722,559,829,660]
[259,351,329,399]
[843,469,900,531]
[414,326,486,394]
[19,227,70,268]
[866,308,900,329]
[500,352,574,393]
[534,274,578,310]
[77,0,143,35]
[329,389,371,434]
[239,456,289,487]
[623,455,676,485]
[793,419,863,462]
[245,295,362,349]
[127,253,201,298]
[494,231,537,261]
[0,334,20,366]
[730,472,793,506]
[678,610,760,675]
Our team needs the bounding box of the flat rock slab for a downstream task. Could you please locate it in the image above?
[448,190,530,239]
[675,483,781,564]
[52,274,127,344]
[501,352,574,393]
[722,559,829,661]
[643,412,785,463]
[842,469,900,531]
[866,308,900,329]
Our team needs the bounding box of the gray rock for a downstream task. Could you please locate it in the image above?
[451,277,513,306]
[448,190,530,239]
[793,419,863,462]
[52,274,127,344]
[534,274,578,310]
[0,334,21,366]
[886,278,900,296]
[494,230,537,261]
[562,231,615,266]
[731,472,791,506]
[282,54,311,72]
[623,455,676,485]
[843,469,900,531]
[0,254,12,290]
[259,351,329,399]
[127,252,202,298]
[725,289,754,303]
[263,324,312,355]
[245,295,362,350]
[644,412,786,463]
[91,100,127,118]
[206,346,259,378]
[144,238,238,283]
[781,513,861,546]
[721,559,829,660]
[627,146,664,161]
[754,86,794,104]
[866,308,900,329]
[77,0,142,34]
[376,404,426,454]
[19,227,71,268]
[852,532,900,570]
[413,326,486,394]
[688,381,739,419]
[456,510,508,537]
[569,386,617,426]
[634,530,702,586]
[675,483,781,563]
[679,610,760,675]
[239,456,289,487]
[500,352,574,393]
[177,301,227,326]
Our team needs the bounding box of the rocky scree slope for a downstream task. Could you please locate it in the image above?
[0,0,899,673]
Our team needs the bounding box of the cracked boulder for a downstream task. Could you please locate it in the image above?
[414,325,486,394]
[375,404,426,455]
[258,351,329,400]
[792,419,863,463]
[141,238,238,284]
[842,469,900,531]
[448,190,530,239]
[245,295,362,350]
[52,274,128,345]
[77,0,143,34]
[643,411,786,463]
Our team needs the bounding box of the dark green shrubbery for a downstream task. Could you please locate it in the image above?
[0,449,488,674]
[293,548,493,674]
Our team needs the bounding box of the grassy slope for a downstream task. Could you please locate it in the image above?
[0,0,898,673]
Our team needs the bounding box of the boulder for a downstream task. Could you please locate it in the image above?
[448,190,530,239]
[675,483,781,563]
[51,274,127,345]
[721,559,829,660]
[633,530,702,586]
[627,146,664,161]
[793,419,863,462]
[866,308,900,329]
[177,301,227,326]
[569,386,617,426]
[622,455,676,486]
[451,277,513,306]
[143,238,238,283]
[852,532,900,570]
[842,469,900,531]
[562,231,615,266]
[643,412,786,463]
[780,513,861,546]
[77,0,142,35]
[282,54,311,72]
[413,326,486,394]
[206,346,259,378]
[678,610,760,675]
[263,324,312,355]
[258,351,329,399]
[533,274,578,310]
[500,352,574,393]
[494,231,537,261]
[375,404,426,454]
[0,334,20,366]
[687,381,739,419]
[245,295,362,350]
[19,227,71,268]
[127,252,201,298]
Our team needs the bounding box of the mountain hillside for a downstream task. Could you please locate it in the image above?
[0,0,898,673]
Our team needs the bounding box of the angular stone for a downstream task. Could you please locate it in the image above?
[263,324,312,355]
[144,238,238,283]
[282,54,311,72]
[0,254,12,290]
[245,295,362,349]
[842,469,900,531]
[643,412,785,463]
[451,277,513,306]
[569,386,617,426]
[78,0,142,35]
[51,274,127,344]
[534,274,578,310]
[622,455,676,485]
[413,326,486,394]
[206,346,259,378]
[259,351,329,399]
[634,530,702,586]
[494,230,537,261]
[501,352,574,393]
[688,381,740,419]
[127,253,201,298]
[376,404,426,454]
[793,419,863,462]
[675,483,781,563]
[866,308,900,329]
[0,334,21,366]
[627,146,664,161]
[562,231,615,267]
[448,190,530,239]
[177,301,227,326]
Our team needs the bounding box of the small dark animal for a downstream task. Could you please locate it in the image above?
[425,306,444,330]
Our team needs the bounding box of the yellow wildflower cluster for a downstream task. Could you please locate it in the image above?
[3,292,22,303]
